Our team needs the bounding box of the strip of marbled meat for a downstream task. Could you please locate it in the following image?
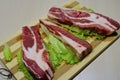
[48,7,120,35]
[40,20,92,59]
[22,25,54,80]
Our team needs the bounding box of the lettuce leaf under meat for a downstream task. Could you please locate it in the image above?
[44,34,79,69]
[61,24,105,40]
[17,48,34,80]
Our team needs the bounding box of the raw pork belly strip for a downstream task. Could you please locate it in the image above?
[48,7,120,35]
[40,20,92,59]
[22,25,54,80]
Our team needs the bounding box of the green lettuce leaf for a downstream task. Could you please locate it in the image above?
[86,8,94,12]
[61,24,105,40]
[44,34,79,69]
[3,44,12,62]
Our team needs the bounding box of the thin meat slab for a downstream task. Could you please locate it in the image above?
[22,25,54,80]
[40,20,92,59]
[48,7,120,35]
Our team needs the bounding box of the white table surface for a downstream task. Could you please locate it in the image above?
[0,0,120,80]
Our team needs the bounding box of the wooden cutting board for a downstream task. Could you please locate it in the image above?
[0,1,120,80]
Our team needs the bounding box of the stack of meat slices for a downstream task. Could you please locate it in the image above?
[21,7,120,80]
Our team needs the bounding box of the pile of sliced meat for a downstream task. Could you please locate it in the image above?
[21,7,120,80]
[48,7,120,35]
